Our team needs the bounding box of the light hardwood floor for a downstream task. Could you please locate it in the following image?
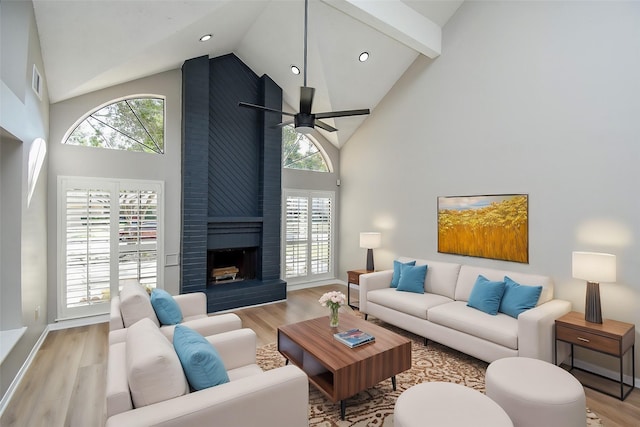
[2,284,638,426]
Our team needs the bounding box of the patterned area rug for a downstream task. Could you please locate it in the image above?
[256,321,603,426]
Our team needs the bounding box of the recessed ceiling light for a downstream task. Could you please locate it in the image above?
[359,51,370,62]
[199,34,212,42]
[291,65,301,75]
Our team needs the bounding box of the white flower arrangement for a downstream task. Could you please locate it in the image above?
[319,291,346,309]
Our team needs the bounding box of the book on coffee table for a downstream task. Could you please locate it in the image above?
[334,328,375,348]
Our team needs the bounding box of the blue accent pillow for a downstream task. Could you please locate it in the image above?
[173,325,229,391]
[467,275,506,315]
[499,276,543,318]
[396,264,427,294]
[150,288,183,325]
[391,260,416,288]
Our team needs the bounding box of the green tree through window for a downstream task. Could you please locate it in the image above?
[282,125,329,172]
[64,97,165,154]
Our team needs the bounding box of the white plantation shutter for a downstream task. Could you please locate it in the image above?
[285,195,308,278]
[58,178,163,320]
[283,190,334,283]
[64,188,111,308]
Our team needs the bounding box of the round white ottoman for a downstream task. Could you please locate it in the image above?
[485,357,585,427]
[394,382,513,427]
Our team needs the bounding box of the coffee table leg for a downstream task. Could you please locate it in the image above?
[340,400,346,420]
[392,376,396,391]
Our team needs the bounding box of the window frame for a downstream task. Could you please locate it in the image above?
[281,189,335,285]
[57,176,164,320]
[61,94,166,154]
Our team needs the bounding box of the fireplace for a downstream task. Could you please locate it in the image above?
[207,248,257,285]
[181,53,286,312]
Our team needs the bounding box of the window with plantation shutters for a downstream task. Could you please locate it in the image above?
[58,177,163,320]
[283,190,334,283]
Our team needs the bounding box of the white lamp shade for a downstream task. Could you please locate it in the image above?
[572,251,616,283]
[360,232,381,249]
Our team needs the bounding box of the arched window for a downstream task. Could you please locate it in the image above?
[63,96,165,154]
[282,125,330,172]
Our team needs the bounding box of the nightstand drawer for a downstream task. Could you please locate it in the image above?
[347,271,359,284]
[556,325,620,356]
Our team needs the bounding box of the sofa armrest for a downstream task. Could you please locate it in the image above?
[518,299,572,363]
[359,270,393,314]
[158,313,243,342]
[110,296,124,331]
[105,365,309,427]
[173,292,207,318]
[206,328,257,370]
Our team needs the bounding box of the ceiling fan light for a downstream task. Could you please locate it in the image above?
[295,125,314,134]
[291,65,300,75]
[359,51,369,62]
[199,34,212,42]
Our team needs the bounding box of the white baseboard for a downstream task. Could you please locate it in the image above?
[287,279,347,291]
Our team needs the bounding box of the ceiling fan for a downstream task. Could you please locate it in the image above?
[238,0,370,134]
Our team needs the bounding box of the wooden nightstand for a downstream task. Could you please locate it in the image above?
[555,311,635,400]
[346,269,373,309]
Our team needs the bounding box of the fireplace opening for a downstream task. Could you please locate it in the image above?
[207,248,258,285]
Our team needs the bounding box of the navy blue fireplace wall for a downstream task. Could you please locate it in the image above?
[181,53,286,312]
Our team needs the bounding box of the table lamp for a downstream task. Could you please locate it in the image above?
[360,232,381,271]
[572,251,616,324]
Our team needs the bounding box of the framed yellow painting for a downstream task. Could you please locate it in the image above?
[437,194,528,263]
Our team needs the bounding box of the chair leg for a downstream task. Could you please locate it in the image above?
[424,337,428,346]
[364,314,368,320]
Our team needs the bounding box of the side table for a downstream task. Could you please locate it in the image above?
[346,269,373,309]
[555,311,635,400]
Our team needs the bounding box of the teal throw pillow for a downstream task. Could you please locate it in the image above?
[173,325,229,391]
[498,276,543,318]
[150,288,183,325]
[467,275,506,315]
[396,264,427,294]
[390,260,416,288]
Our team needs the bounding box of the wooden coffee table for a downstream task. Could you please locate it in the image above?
[277,314,411,420]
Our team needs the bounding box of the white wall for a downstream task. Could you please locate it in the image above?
[340,1,640,372]
[0,0,50,399]
[47,70,182,320]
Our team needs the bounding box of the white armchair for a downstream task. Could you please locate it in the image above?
[106,319,309,427]
[109,282,241,344]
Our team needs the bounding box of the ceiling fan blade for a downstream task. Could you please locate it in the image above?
[315,109,370,119]
[314,119,338,132]
[299,86,315,114]
[238,102,295,117]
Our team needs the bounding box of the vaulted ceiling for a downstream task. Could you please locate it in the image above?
[33,0,462,147]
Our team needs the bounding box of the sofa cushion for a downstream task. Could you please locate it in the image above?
[368,288,453,320]
[428,301,518,350]
[150,288,183,325]
[397,258,461,300]
[467,275,506,315]
[126,318,188,408]
[455,265,554,304]
[498,276,543,318]
[173,325,230,391]
[397,264,428,294]
[391,260,416,288]
[119,282,159,328]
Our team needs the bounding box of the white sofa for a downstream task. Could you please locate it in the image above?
[109,283,242,344]
[106,318,309,427]
[359,257,572,363]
